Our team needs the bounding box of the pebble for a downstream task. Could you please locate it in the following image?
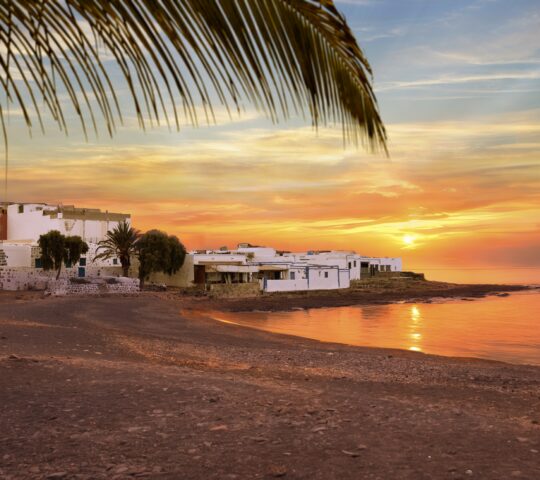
[210,425,228,431]
[342,450,360,457]
[269,465,287,477]
[465,470,473,476]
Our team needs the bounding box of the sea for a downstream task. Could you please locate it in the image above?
[210,289,540,366]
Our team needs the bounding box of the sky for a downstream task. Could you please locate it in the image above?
[4,0,540,276]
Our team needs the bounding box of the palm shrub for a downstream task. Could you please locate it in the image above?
[94,220,140,276]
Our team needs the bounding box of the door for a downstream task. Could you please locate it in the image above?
[78,267,85,278]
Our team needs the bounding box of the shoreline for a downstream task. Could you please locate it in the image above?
[174,279,533,312]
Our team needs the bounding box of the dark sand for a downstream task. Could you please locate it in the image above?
[1,286,539,479]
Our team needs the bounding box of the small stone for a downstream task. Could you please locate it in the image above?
[210,424,228,431]
[530,449,538,453]
[465,470,473,476]
[115,465,129,474]
[342,450,360,457]
[311,426,326,433]
[269,465,287,477]
[250,437,268,443]
[516,437,528,443]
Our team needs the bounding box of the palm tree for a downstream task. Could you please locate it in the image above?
[94,220,140,277]
[0,1,386,150]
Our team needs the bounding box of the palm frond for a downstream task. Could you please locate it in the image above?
[0,0,386,150]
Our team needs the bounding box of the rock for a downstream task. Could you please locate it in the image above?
[342,450,360,457]
[516,437,529,443]
[114,465,129,474]
[210,424,228,431]
[250,437,268,443]
[465,470,473,476]
[269,465,287,477]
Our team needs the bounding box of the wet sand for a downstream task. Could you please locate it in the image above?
[1,291,539,479]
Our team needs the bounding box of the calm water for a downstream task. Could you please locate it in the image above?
[210,290,540,366]
[411,267,540,285]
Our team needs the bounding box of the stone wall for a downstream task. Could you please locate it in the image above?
[47,277,140,296]
[0,265,125,291]
[0,267,51,291]
[207,282,261,298]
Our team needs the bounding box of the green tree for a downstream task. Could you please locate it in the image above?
[0,1,386,150]
[136,230,187,288]
[38,231,89,280]
[94,221,140,276]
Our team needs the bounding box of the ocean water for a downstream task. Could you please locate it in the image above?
[411,267,540,285]
[210,290,540,366]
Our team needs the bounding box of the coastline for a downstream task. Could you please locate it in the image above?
[174,279,532,312]
[1,292,539,478]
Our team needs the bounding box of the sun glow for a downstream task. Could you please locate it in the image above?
[402,234,416,248]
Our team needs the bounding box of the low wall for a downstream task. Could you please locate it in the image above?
[264,279,309,292]
[47,277,140,296]
[0,265,125,291]
[207,282,260,298]
[0,267,51,291]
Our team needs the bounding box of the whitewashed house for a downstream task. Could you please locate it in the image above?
[0,203,131,290]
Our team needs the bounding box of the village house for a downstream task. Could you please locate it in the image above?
[0,203,131,290]
[151,244,403,294]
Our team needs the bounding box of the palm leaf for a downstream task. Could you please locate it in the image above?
[0,0,386,150]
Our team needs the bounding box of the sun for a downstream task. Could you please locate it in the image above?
[402,234,416,248]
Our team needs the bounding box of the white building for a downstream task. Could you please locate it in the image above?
[163,243,402,293]
[3,203,130,243]
[0,203,130,290]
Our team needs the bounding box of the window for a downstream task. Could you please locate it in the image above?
[35,258,42,268]
[348,262,352,269]
[79,257,86,266]
[18,204,24,213]
[290,272,296,280]
[354,261,357,267]
[324,271,329,278]
[113,258,118,265]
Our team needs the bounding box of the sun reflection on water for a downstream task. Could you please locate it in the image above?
[409,305,423,352]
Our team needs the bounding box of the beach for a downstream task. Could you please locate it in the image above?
[1,286,539,479]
